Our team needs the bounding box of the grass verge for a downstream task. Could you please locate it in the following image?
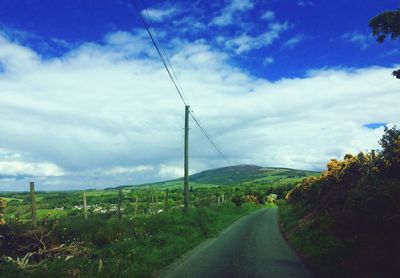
[278,201,351,277]
[1,202,259,277]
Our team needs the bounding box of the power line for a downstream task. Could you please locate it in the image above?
[140,1,187,102]
[131,0,188,106]
[131,0,234,168]
[189,110,233,167]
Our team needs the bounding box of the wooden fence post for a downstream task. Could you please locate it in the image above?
[30,182,37,227]
[135,196,138,217]
[151,195,154,214]
[83,192,88,219]
[164,189,169,211]
[117,189,123,219]
[155,192,159,214]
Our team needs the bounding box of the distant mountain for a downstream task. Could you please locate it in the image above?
[187,165,318,185]
[112,165,319,190]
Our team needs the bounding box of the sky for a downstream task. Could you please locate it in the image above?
[0,0,399,191]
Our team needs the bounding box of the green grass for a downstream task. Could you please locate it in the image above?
[1,203,260,278]
[278,201,350,277]
[3,197,23,203]
[20,209,67,220]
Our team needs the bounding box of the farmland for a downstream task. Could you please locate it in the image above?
[0,165,317,277]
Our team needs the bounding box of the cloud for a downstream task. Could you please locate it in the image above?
[172,16,207,34]
[261,11,275,21]
[297,0,313,7]
[225,22,289,53]
[212,0,254,26]
[342,31,372,50]
[0,31,399,191]
[263,57,274,65]
[283,34,304,48]
[0,159,64,177]
[142,7,179,22]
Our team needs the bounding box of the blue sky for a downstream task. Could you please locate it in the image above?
[0,0,399,190]
[0,0,399,79]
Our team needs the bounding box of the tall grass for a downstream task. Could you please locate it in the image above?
[1,202,259,277]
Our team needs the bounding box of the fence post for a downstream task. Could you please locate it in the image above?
[30,182,37,227]
[83,192,88,219]
[164,189,169,211]
[135,196,138,217]
[151,195,154,214]
[371,149,376,162]
[155,192,159,214]
[117,189,123,219]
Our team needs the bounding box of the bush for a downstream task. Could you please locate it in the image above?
[282,126,400,277]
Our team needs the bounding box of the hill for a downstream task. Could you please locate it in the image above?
[187,165,318,185]
[113,165,319,190]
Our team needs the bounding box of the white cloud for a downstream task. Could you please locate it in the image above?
[159,164,183,178]
[225,22,289,53]
[342,31,372,50]
[101,165,154,176]
[264,57,274,65]
[0,160,64,177]
[0,31,399,191]
[283,34,304,48]
[142,7,179,22]
[297,0,313,7]
[172,16,207,34]
[212,0,254,26]
[261,10,275,21]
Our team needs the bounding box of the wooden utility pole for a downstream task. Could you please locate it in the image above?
[117,189,123,219]
[29,182,37,227]
[83,192,88,219]
[184,105,190,211]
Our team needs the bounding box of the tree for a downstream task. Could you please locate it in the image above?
[369,10,400,78]
[379,125,400,177]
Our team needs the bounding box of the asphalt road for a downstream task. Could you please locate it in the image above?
[160,208,312,278]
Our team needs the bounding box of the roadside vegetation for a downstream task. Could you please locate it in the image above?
[280,126,400,277]
[0,166,314,277]
[0,203,259,277]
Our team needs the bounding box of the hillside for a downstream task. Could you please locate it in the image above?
[187,165,318,185]
[116,165,319,190]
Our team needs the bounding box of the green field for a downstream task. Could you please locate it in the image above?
[3,197,23,203]
[0,164,320,277]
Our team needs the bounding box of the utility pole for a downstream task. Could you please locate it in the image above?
[184,105,190,211]
[30,182,37,227]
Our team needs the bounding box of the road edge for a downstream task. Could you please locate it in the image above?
[154,208,267,278]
